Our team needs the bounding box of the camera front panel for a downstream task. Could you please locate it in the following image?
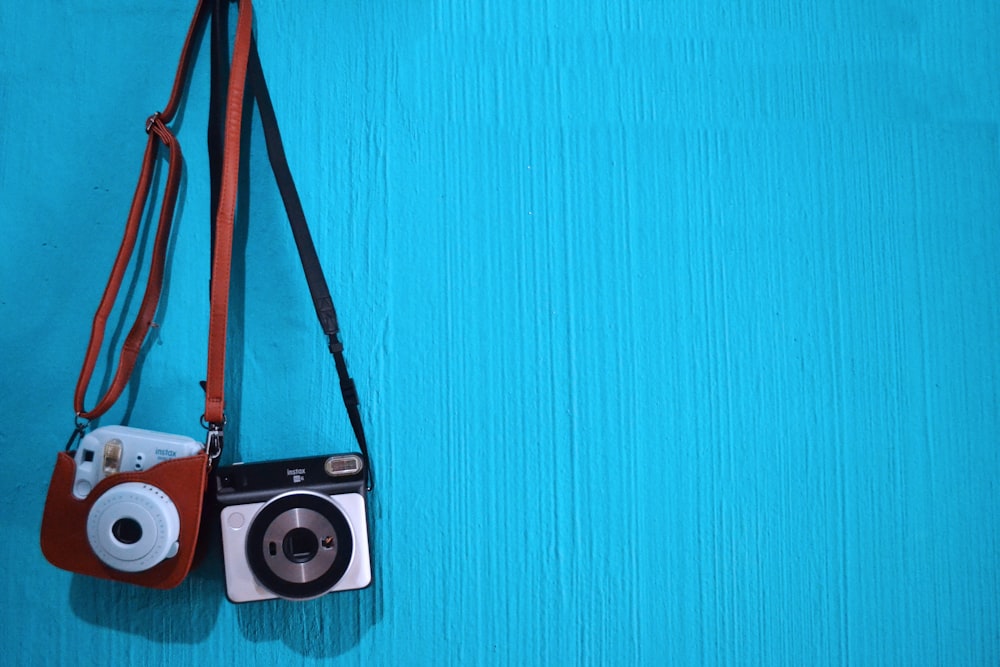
[220,490,371,603]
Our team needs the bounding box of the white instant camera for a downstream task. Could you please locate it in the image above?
[215,453,372,603]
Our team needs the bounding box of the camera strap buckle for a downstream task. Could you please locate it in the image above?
[145,111,162,135]
[206,425,224,470]
[63,417,89,453]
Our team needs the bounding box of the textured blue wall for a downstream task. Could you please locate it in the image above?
[2,1,999,665]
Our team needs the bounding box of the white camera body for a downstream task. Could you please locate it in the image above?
[216,454,372,603]
[72,425,204,499]
[71,425,204,573]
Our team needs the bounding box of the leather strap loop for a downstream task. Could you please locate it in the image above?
[73,1,211,420]
[73,107,183,419]
[203,0,254,426]
[73,0,250,427]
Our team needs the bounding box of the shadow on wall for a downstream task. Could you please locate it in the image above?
[68,511,382,657]
[234,492,385,657]
[66,567,380,658]
[235,585,378,658]
[68,553,224,644]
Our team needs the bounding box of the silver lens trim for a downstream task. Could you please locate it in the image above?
[260,507,339,583]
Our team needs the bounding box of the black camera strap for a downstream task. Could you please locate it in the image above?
[207,2,372,490]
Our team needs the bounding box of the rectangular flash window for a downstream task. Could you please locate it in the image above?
[102,439,123,477]
[324,454,362,477]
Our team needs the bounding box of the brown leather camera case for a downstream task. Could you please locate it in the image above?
[40,451,208,589]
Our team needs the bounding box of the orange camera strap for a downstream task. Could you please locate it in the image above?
[206,2,372,488]
[69,1,367,482]
[201,0,254,462]
[69,0,253,468]
[72,0,211,423]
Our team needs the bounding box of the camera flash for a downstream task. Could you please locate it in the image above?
[324,454,362,477]
[102,439,124,477]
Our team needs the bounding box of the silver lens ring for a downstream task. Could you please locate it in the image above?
[245,490,354,600]
[261,507,339,583]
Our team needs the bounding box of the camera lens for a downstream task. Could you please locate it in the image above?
[87,482,181,572]
[281,528,319,563]
[246,492,355,599]
[111,517,143,545]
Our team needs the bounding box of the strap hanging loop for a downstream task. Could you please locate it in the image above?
[71,0,212,422]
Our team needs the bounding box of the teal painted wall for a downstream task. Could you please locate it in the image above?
[2,1,999,665]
